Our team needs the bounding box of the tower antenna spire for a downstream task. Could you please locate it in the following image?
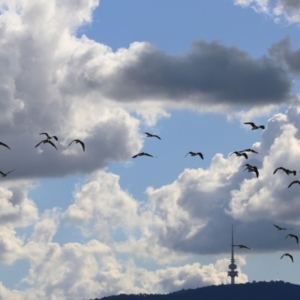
[228,225,238,284]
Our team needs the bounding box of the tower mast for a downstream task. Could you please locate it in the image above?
[228,225,238,284]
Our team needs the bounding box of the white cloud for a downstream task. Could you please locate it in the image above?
[234,0,300,24]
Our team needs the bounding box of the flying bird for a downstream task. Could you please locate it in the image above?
[273,224,293,231]
[68,139,85,151]
[273,167,297,176]
[39,133,58,141]
[0,142,10,150]
[286,234,298,244]
[244,122,265,130]
[35,139,57,150]
[280,253,293,262]
[243,164,259,178]
[185,152,204,159]
[230,151,248,159]
[132,152,154,158]
[288,180,300,188]
[233,244,253,250]
[0,169,15,177]
[145,132,161,140]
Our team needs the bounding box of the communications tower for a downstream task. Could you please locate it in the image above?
[228,225,238,284]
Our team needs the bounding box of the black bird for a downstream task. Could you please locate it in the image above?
[286,234,298,244]
[288,180,300,188]
[233,244,253,250]
[244,122,265,130]
[0,169,15,177]
[132,152,154,158]
[35,139,57,150]
[68,139,85,151]
[185,152,203,159]
[0,142,10,150]
[230,151,248,159]
[239,148,259,154]
[243,164,259,178]
[274,167,297,176]
[273,224,293,231]
[145,132,161,140]
[40,133,58,141]
[281,253,293,262]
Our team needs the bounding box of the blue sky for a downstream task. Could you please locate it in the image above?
[1,0,300,299]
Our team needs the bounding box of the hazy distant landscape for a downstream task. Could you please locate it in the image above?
[92,281,300,300]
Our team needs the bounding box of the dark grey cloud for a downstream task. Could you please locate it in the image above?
[269,37,300,75]
[102,41,291,106]
[278,0,300,10]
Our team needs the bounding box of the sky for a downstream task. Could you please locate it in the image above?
[1,0,300,299]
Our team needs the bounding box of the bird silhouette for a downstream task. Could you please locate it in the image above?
[0,169,15,177]
[244,122,265,130]
[288,180,300,188]
[145,132,161,140]
[273,224,293,231]
[185,152,204,159]
[286,234,298,244]
[281,253,293,262]
[0,142,10,150]
[35,139,57,150]
[132,152,154,158]
[243,164,259,178]
[68,139,85,151]
[274,167,297,176]
[230,151,248,159]
[233,244,253,250]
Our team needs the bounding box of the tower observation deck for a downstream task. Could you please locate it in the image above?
[228,225,238,284]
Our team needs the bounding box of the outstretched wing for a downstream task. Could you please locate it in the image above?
[286,234,298,244]
[197,152,204,159]
[78,140,85,151]
[242,149,258,154]
[252,167,259,178]
[47,140,57,150]
[143,152,154,157]
[244,122,255,128]
[242,153,248,159]
[288,180,300,188]
[35,140,44,148]
[281,253,293,262]
[273,224,282,230]
[68,140,75,147]
[0,142,10,150]
[273,167,284,175]
[6,169,15,175]
[40,132,50,138]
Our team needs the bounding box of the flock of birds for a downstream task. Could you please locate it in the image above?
[0,122,297,264]
[0,133,85,176]
[133,122,298,263]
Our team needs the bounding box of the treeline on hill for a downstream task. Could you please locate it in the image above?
[90,281,300,300]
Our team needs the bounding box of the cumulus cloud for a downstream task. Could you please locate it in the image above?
[0,0,294,181]
[62,105,300,260]
[0,205,247,300]
[1,0,300,298]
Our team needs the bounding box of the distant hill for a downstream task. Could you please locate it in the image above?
[91,281,300,300]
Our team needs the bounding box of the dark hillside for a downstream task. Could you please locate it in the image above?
[92,281,300,300]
